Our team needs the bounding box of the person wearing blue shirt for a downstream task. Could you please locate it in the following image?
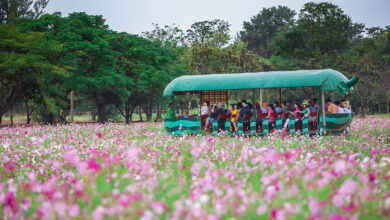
[237,100,252,121]
[274,101,282,113]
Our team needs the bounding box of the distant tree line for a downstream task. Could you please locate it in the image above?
[1,1,389,125]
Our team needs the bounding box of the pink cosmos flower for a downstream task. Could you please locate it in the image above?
[126,148,140,161]
[327,213,348,220]
[5,161,16,172]
[341,202,356,213]
[308,197,320,215]
[92,206,105,220]
[97,132,103,138]
[68,204,80,217]
[152,202,168,215]
[333,160,346,174]
[87,159,102,172]
[339,179,358,195]
[191,162,201,177]
[256,205,267,215]
[332,194,344,207]
[3,192,17,214]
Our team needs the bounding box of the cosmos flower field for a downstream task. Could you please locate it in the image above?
[0,117,389,219]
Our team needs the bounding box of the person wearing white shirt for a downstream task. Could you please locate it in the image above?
[200,101,210,116]
[335,101,344,113]
[342,101,352,113]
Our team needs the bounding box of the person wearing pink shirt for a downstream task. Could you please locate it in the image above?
[267,103,276,131]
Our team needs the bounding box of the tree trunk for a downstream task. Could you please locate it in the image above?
[91,110,96,122]
[27,114,31,125]
[138,105,143,122]
[44,113,55,124]
[97,104,107,123]
[0,114,2,125]
[26,100,30,125]
[360,103,367,118]
[129,108,134,122]
[10,105,13,126]
[378,102,381,114]
[387,97,389,114]
[146,103,153,122]
[155,103,162,122]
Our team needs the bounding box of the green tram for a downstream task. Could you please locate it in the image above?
[162,69,358,136]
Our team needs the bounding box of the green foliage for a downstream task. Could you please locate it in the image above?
[0,0,49,23]
[186,19,230,48]
[182,41,273,75]
[143,23,186,48]
[273,2,351,59]
[240,5,296,58]
[0,23,68,123]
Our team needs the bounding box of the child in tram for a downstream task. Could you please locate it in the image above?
[230,104,239,132]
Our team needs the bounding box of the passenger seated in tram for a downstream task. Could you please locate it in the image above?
[255,102,266,132]
[310,99,319,112]
[267,103,276,131]
[204,103,226,131]
[261,102,268,114]
[167,103,175,118]
[200,101,210,116]
[308,101,318,130]
[342,101,352,113]
[301,100,311,118]
[282,101,294,131]
[237,100,252,132]
[237,100,252,120]
[229,104,239,132]
[326,99,338,113]
[274,101,282,114]
[200,101,210,128]
[293,103,304,132]
[178,111,188,118]
[335,101,344,113]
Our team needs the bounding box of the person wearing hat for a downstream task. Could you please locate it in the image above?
[301,100,311,119]
[342,101,352,113]
[204,103,226,131]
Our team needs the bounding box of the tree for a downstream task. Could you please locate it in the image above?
[240,6,296,58]
[273,2,351,59]
[0,23,68,124]
[0,0,49,23]
[186,19,230,47]
[142,23,186,48]
[329,30,390,117]
[182,40,273,75]
[22,13,133,123]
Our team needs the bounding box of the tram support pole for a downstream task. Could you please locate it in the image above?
[260,89,263,105]
[279,88,282,104]
[321,79,328,134]
[252,89,256,122]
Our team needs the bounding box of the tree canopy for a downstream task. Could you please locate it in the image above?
[0,1,389,123]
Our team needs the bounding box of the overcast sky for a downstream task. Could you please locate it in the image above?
[45,0,390,36]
